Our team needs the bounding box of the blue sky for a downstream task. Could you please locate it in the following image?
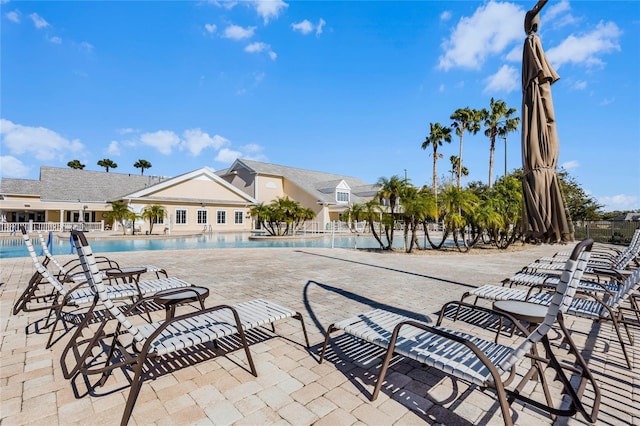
[1,0,638,211]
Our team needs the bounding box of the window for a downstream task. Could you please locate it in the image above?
[216,210,226,225]
[234,210,244,225]
[175,209,187,224]
[336,191,350,203]
[197,209,208,225]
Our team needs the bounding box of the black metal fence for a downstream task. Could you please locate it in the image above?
[573,221,639,245]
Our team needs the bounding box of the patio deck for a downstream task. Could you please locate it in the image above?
[1,244,637,425]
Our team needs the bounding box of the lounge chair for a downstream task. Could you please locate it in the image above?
[35,230,168,281]
[13,227,194,348]
[62,229,310,426]
[320,239,599,425]
[461,267,640,369]
[523,233,638,279]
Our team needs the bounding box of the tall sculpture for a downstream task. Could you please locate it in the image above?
[521,0,572,243]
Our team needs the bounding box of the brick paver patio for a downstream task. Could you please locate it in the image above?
[1,243,638,425]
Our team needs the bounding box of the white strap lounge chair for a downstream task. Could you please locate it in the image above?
[461,268,640,369]
[320,239,599,425]
[35,230,168,281]
[13,227,193,348]
[61,229,309,426]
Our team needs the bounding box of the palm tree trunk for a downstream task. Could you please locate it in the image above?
[488,138,496,188]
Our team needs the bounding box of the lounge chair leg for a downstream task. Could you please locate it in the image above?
[371,335,398,401]
[45,304,66,349]
[318,324,337,363]
[121,357,147,426]
[294,312,310,348]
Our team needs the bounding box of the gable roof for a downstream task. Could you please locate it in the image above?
[224,159,378,205]
[123,167,256,204]
[1,166,165,202]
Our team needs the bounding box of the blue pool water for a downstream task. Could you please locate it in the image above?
[0,232,416,259]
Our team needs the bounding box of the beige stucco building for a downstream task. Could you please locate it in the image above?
[0,160,379,234]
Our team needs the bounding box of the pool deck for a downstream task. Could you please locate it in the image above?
[1,244,638,425]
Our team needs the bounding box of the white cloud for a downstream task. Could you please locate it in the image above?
[440,11,452,22]
[316,18,325,36]
[292,18,326,37]
[560,160,580,171]
[598,194,639,211]
[80,41,94,52]
[438,1,523,71]
[107,141,121,156]
[245,42,276,60]
[5,10,20,23]
[0,156,31,178]
[215,144,267,163]
[599,97,615,106]
[48,36,62,44]
[546,21,621,69]
[215,148,242,163]
[181,128,229,156]
[543,0,570,21]
[504,45,521,63]
[292,20,313,35]
[139,130,180,155]
[483,64,519,94]
[0,119,84,162]
[29,12,48,29]
[204,23,217,34]
[118,128,138,135]
[573,80,587,90]
[252,0,288,24]
[223,24,255,40]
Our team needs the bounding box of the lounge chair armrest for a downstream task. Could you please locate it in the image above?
[437,300,531,337]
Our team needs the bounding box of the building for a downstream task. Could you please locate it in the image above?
[218,159,379,228]
[0,160,380,233]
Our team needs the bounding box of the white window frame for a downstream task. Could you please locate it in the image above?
[197,209,208,225]
[234,210,244,225]
[216,209,227,225]
[336,191,350,203]
[175,209,187,225]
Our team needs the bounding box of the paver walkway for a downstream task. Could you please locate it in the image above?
[1,243,638,425]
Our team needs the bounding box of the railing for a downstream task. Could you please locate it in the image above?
[0,221,104,234]
[573,220,639,245]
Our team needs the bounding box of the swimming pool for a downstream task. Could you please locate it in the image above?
[0,232,416,259]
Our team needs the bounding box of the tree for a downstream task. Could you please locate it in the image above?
[134,159,152,175]
[97,159,118,172]
[440,185,479,251]
[450,107,482,189]
[67,160,85,170]
[421,122,452,204]
[481,98,519,188]
[448,156,469,182]
[557,168,603,221]
[376,175,406,250]
[105,200,132,235]
[141,204,166,234]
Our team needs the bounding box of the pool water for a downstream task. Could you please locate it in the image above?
[0,232,420,259]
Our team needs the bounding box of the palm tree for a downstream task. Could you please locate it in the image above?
[481,98,519,188]
[376,175,406,250]
[450,107,482,189]
[134,159,152,175]
[362,200,385,249]
[448,156,469,182]
[67,160,85,170]
[141,204,166,234]
[421,122,452,202]
[97,159,118,172]
[105,200,132,235]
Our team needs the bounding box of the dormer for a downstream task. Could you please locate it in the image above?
[317,179,351,205]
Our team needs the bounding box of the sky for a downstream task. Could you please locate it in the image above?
[1,0,639,212]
